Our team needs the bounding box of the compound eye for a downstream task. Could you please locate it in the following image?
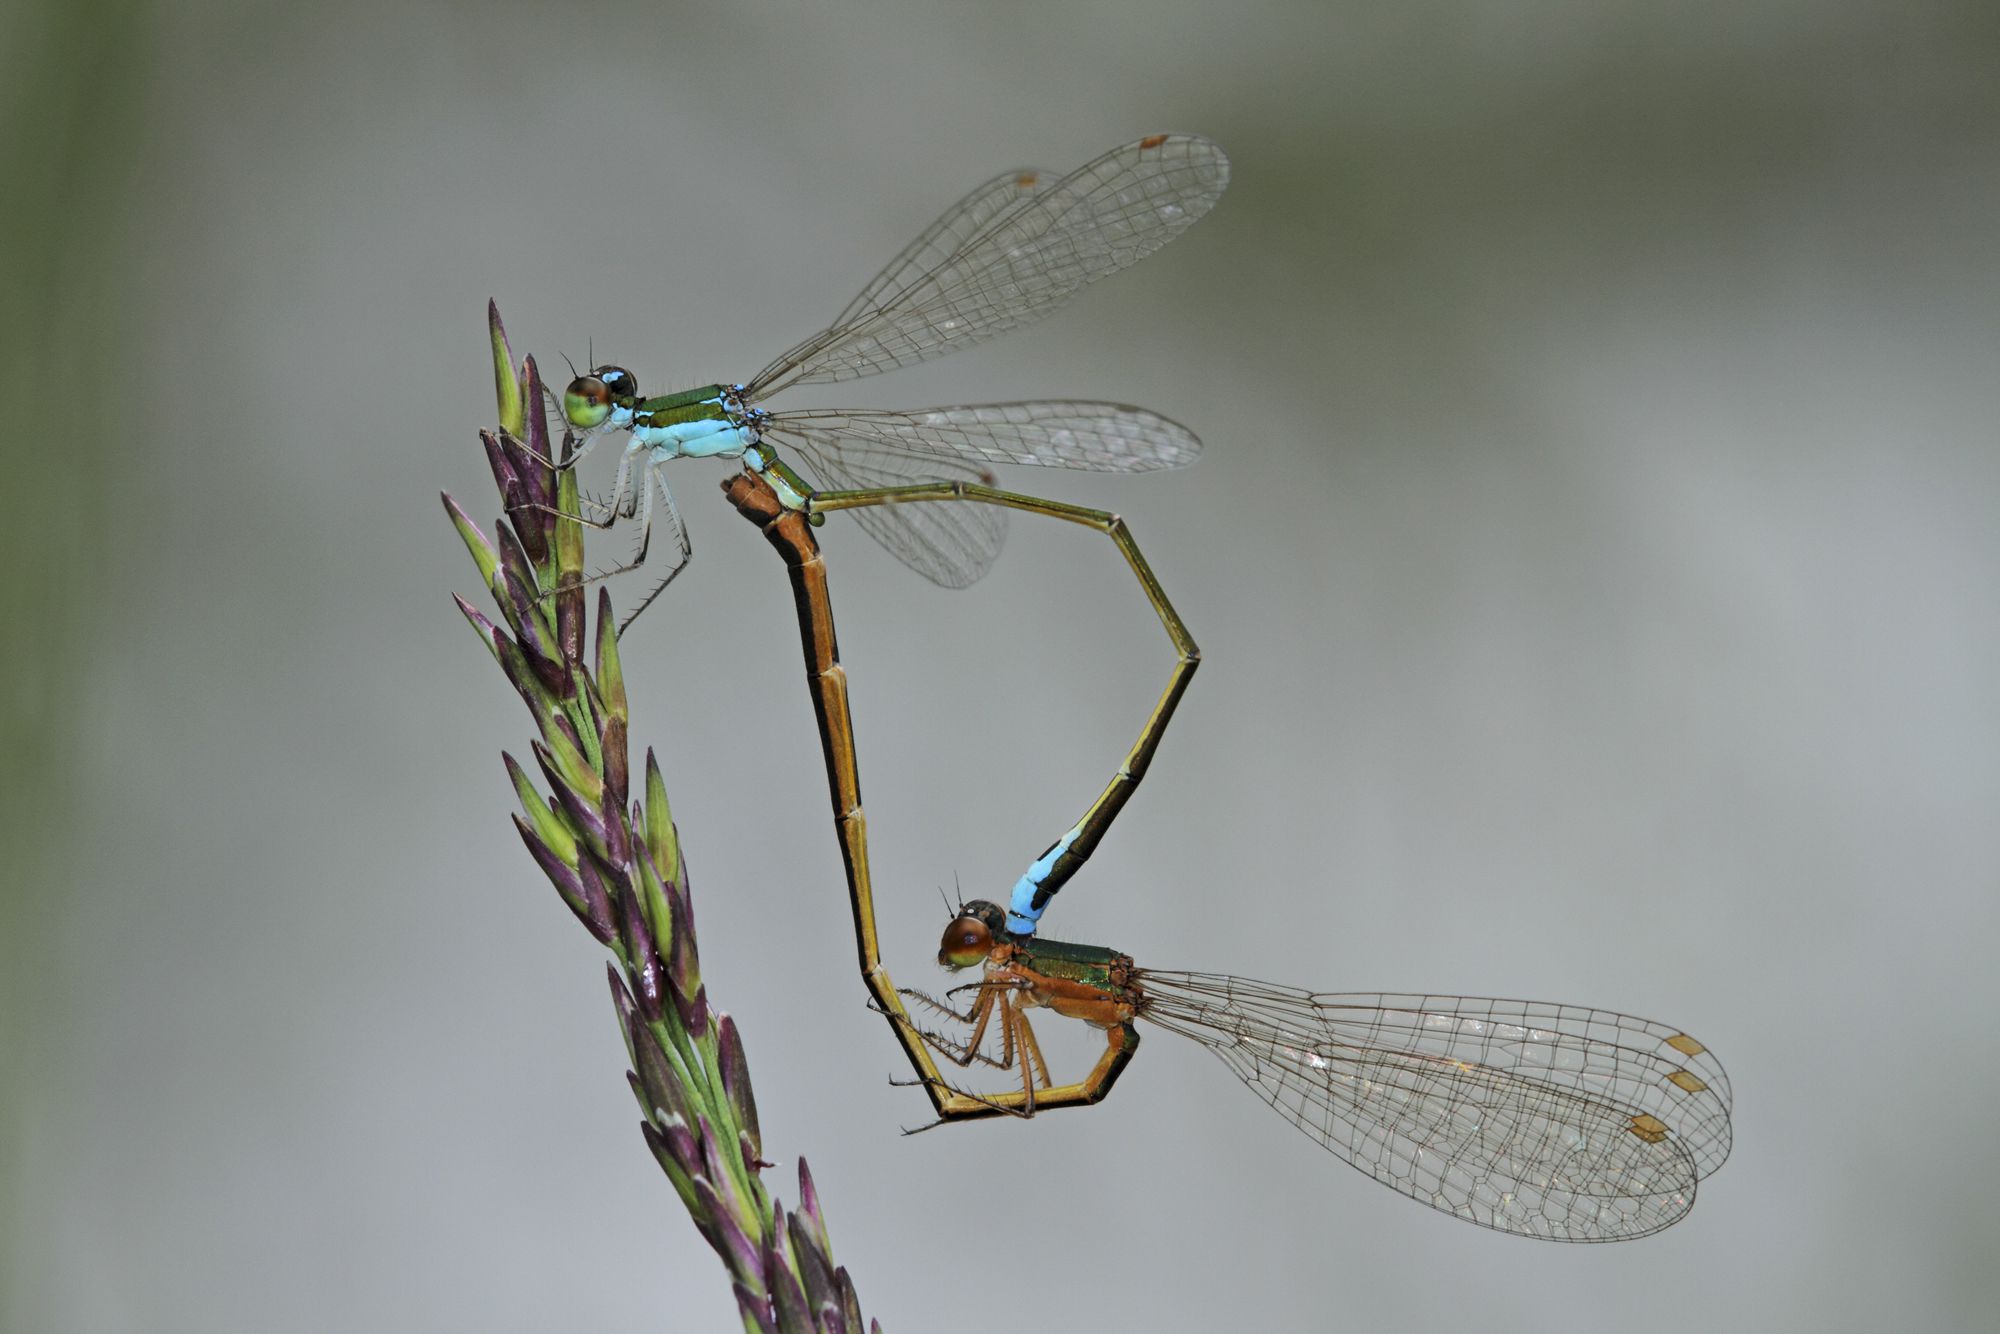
[593,365,637,400]
[937,915,993,969]
[563,374,614,429]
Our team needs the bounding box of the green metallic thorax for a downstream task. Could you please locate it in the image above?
[1014,936,1138,997]
[631,383,732,428]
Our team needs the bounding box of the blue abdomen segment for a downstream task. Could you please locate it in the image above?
[1006,827,1080,936]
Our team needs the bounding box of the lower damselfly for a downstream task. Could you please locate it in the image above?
[544,134,1228,633]
[722,471,1192,1096]
[724,460,1733,1238]
[897,900,1733,1242]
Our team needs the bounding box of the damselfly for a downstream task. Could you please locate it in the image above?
[897,900,1733,1242]
[549,134,1228,633]
[730,461,1735,1237]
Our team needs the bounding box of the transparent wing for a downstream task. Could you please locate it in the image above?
[830,165,1052,330]
[766,423,1009,589]
[747,135,1229,399]
[765,402,1201,473]
[1137,975,1733,1241]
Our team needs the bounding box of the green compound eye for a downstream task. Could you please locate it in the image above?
[563,374,615,429]
[564,366,637,429]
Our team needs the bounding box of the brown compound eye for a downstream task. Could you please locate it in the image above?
[937,915,993,969]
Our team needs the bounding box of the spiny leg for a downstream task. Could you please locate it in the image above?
[899,982,1006,1068]
[1011,999,1054,1094]
[899,977,1055,1114]
[532,441,640,532]
[872,992,1042,1119]
[899,979,998,1025]
[505,419,603,476]
[1003,1002,1041,1112]
[612,475,694,636]
[889,1000,1058,1130]
[533,456,695,620]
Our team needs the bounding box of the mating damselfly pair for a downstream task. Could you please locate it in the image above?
[529,133,1732,1243]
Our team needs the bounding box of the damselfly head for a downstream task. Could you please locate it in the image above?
[562,365,638,430]
[937,914,994,970]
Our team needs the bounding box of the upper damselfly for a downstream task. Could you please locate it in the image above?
[546,134,1229,632]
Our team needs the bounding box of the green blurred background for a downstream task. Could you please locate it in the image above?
[6,2,1998,1330]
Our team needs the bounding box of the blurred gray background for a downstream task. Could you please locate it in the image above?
[6,2,1998,1330]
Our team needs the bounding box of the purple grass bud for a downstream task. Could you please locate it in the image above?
[554,583,584,673]
[500,752,572,844]
[619,891,666,1024]
[495,631,560,721]
[545,715,596,785]
[599,715,631,809]
[572,854,616,945]
[787,1210,837,1314]
[597,768,631,870]
[843,1276,869,1334]
[516,356,556,514]
[639,1121,705,1221]
[479,430,528,519]
[608,966,636,1053]
[593,589,628,725]
[591,855,635,929]
[493,521,538,615]
[502,580,569,699]
[502,752,571,854]
[626,1028,695,1135]
[451,596,506,668]
[528,725,603,813]
[443,493,500,587]
[769,1246,814,1334]
[533,743,611,864]
[662,873,707,1037]
[632,829,674,962]
[734,1283,779,1334]
[794,1160,828,1254]
[510,814,608,939]
[662,1119,702,1185]
[698,1114,767,1244]
[678,984,712,1042]
[487,301,522,438]
[643,751,681,886]
[696,1175,766,1289]
[548,475,585,598]
[717,1015,762,1165]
